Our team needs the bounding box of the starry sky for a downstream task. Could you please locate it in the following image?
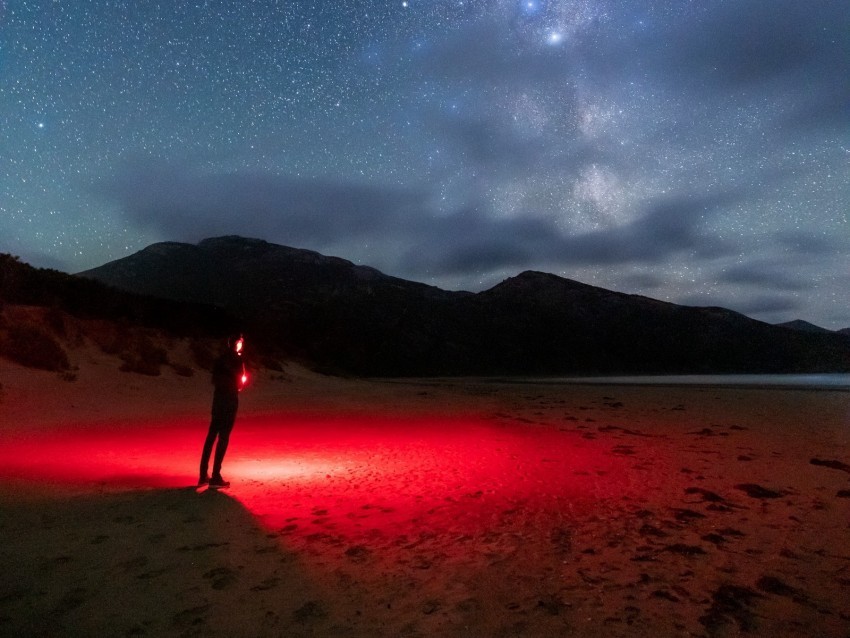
[2,1,848,329]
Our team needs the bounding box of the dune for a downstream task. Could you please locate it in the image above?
[1,346,849,636]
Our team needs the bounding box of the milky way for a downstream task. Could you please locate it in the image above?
[2,1,848,328]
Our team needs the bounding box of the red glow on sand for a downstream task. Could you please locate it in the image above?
[0,409,635,539]
[0,407,652,630]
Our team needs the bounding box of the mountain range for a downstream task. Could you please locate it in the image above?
[78,236,850,376]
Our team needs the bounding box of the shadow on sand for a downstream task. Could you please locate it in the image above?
[0,486,331,637]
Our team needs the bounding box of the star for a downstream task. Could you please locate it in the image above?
[523,1,540,14]
[0,0,847,330]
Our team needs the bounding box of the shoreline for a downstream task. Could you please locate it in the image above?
[381,373,850,393]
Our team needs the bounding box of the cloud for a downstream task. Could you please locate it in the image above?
[99,161,744,281]
[579,0,849,131]
[718,263,808,292]
[401,189,741,277]
[661,0,846,90]
[94,160,421,246]
[729,296,804,317]
[419,19,575,86]
[678,293,802,318]
[773,231,841,256]
[619,272,667,291]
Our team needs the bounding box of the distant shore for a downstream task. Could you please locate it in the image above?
[490,373,850,390]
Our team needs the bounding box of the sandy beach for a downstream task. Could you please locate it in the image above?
[1,345,849,637]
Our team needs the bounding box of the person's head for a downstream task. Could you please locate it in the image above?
[227,334,244,356]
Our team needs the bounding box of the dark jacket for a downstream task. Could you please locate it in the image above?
[212,351,242,397]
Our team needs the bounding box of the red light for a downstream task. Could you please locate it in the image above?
[239,362,248,390]
[235,337,244,354]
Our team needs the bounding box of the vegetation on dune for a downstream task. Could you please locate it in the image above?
[0,322,71,372]
[0,253,240,375]
[0,253,239,338]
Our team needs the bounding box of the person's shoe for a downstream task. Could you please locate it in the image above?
[209,475,230,488]
[198,475,210,486]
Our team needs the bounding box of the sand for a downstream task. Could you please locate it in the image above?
[1,346,849,637]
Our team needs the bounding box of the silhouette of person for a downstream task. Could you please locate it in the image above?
[199,335,246,487]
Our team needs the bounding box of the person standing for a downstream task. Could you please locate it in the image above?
[199,335,247,487]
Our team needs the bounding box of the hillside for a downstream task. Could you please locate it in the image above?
[0,253,241,376]
[80,237,850,376]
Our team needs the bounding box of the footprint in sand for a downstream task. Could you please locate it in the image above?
[611,445,636,455]
[664,543,707,556]
[756,576,803,599]
[701,533,726,546]
[734,483,785,499]
[809,458,850,473]
[670,508,706,523]
[293,600,327,623]
[203,566,238,590]
[118,556,148,573]
[684,487,725,502]
[137,567,172,580]
[172,604,211,629]
[344,545,372,563]
[699,584,763,634]
[251,577,281,592]
[54,587,87,614]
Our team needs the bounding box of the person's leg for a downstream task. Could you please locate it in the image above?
[199,421,219,483]
[201,394,230,483]
[211,422,232,478]
[211,400,238,481]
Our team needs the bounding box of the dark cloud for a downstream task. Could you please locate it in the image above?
[401,190,741,277]
[437,115,572,175]
[561,190,740,264]
[94,160,421,246]
[399,207,554,275]
[582,0,849,96]
[678,293,802,318]
[100,162,746,281]
[619,273,667,291]
[433,111,614,182]
[718,263,808,292]
[729,296,804,317]
[564,0,850,165]
[773,231,840,256]
[660,0,847,90]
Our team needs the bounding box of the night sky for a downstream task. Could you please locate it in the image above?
[2,1,848,328]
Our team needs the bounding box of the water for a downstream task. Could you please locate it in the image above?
[534,374,850,389]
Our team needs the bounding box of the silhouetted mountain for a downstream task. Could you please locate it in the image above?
[1,253,237,338]
[776,320,834,334]
[80,237,850,376]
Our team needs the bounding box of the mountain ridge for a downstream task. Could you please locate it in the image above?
[80,236,850,376]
